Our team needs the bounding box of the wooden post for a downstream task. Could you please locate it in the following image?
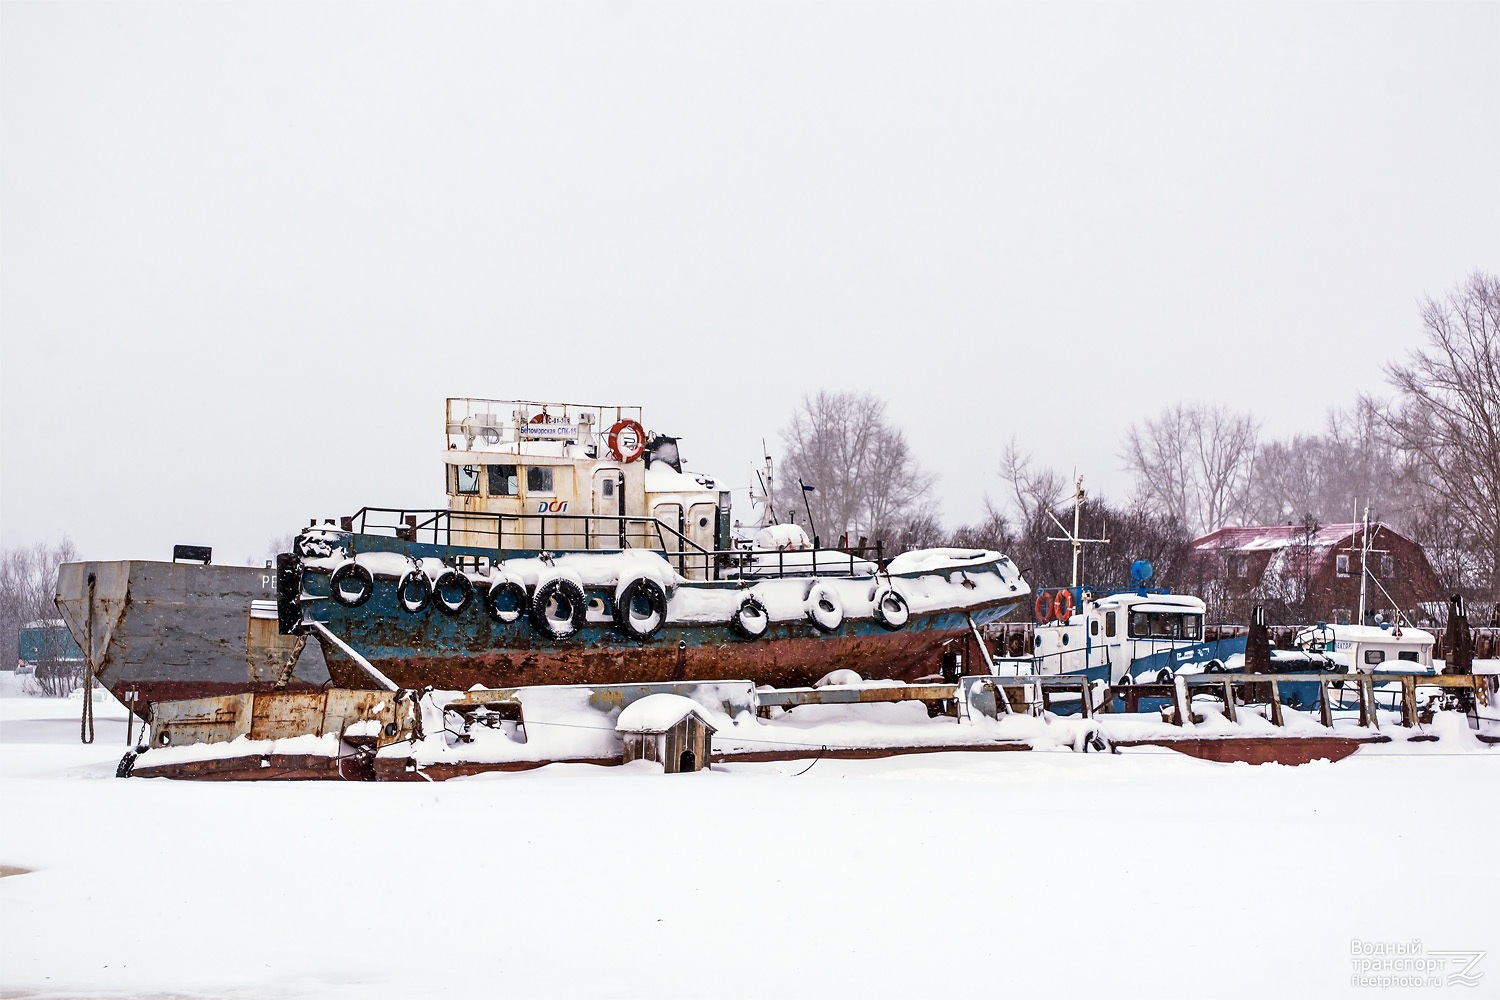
[1358,676,1379,730]
[1079,677,1092,720]
[1220,679,1237,723]
[1400,675,1419,728]
[1268,678,1284,727]
[1173,675,1191,726]
[1319,679,1334,729]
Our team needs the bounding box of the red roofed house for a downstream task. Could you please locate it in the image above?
[1182,521,1443,625]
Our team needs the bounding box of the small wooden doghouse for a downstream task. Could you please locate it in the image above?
[616,694,716,773]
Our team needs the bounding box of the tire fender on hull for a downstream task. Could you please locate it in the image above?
[485,576,529,624]
[615,577,667,641]
[531,577,587,639]
[806,581,844,633]
[872,586,910,631]
[729,594,770,639]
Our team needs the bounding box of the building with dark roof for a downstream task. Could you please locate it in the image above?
[1182,521,1442,625]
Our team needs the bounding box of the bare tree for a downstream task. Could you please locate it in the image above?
[1379,271,1500,600]
[989,444,1188,593]
[886,511,947,556]
[774,391,934,548]
[1124,403,1258,536]
[1,539,82,696]
[949,500,1013,553]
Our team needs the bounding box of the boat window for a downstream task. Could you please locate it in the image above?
[487,465,518,496]
[453,464,480,496]
[1398,651,1419,662]
[1105,612,1116,638]
[1090,620,1099,636]
[1129,612,1201,640]
[1364,649,1385,665]
[526,466,555,494]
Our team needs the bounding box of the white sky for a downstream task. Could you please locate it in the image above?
[2,1,1497,564]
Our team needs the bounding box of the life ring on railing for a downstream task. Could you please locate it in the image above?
[433,570,474,616]
[872,587,910,631]
[1035,592,1054,624]
[729,594,769,639]
[397,570,432,614]
[485,576,529,624]
[615,577,667,641]
[607,419,646,463]
[531,577,587,639]
[1051,589,1075,623]
[329,563,374,608]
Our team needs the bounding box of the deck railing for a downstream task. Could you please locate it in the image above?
[336,507,881,581]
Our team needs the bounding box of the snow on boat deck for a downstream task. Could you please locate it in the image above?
[1,680,1496,999]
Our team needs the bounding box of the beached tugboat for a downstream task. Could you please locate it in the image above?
[278,398,1031,690]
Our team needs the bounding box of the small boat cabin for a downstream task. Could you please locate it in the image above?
[441,399,731,578]
[1011,589,1213,684]
[1294,622,1436,671]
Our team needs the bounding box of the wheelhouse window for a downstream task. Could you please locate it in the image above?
[1128,612,1203,640]
[1364,649,1386,665]
[487,465,518,496]
[1105,611,1116,638]
[526,466,555,494]
[452,464,480,495]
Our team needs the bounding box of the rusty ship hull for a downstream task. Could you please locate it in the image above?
[55,560,331,720]
[315,609,1007,691]
[286,530,1029,691]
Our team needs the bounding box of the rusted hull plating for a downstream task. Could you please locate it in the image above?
[55,560,332,720]
[316,612,1003,692]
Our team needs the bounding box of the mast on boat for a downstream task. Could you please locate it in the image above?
[1046,475,1110,591]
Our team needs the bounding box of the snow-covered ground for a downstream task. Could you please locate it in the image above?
[1,679,1496,999]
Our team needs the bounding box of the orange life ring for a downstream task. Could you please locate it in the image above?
[607,419,646,463]
[1052,588,1075,622]
[1034,592,1054,624]
[530,412,549,424]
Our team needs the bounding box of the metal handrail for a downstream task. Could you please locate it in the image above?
[334,507,882,581]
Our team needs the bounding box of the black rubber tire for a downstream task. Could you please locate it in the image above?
[615,578,667,641]
[729,594,769,639]
[806,583,843,634]
[1156,668,1173,685]
[398,570,432,614]
[872,588,910,631]
[531,578,587,639]
[433,570,474,616]
[1205,661,1224,673]
[329,562,375,608]
[485,579,529,624]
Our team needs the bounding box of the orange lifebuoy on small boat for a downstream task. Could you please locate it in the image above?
[1052,588,1075,622]
[1035,592,1054,623]
[607,418,646,463]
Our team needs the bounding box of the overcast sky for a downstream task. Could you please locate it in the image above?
[2,1,1497,564]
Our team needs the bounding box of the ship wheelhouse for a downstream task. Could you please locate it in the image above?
[436,398,730,578]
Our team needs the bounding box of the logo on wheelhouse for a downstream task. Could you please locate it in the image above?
[538,500,569,513]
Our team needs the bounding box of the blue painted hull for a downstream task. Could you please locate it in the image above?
[291,534,1027,690]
